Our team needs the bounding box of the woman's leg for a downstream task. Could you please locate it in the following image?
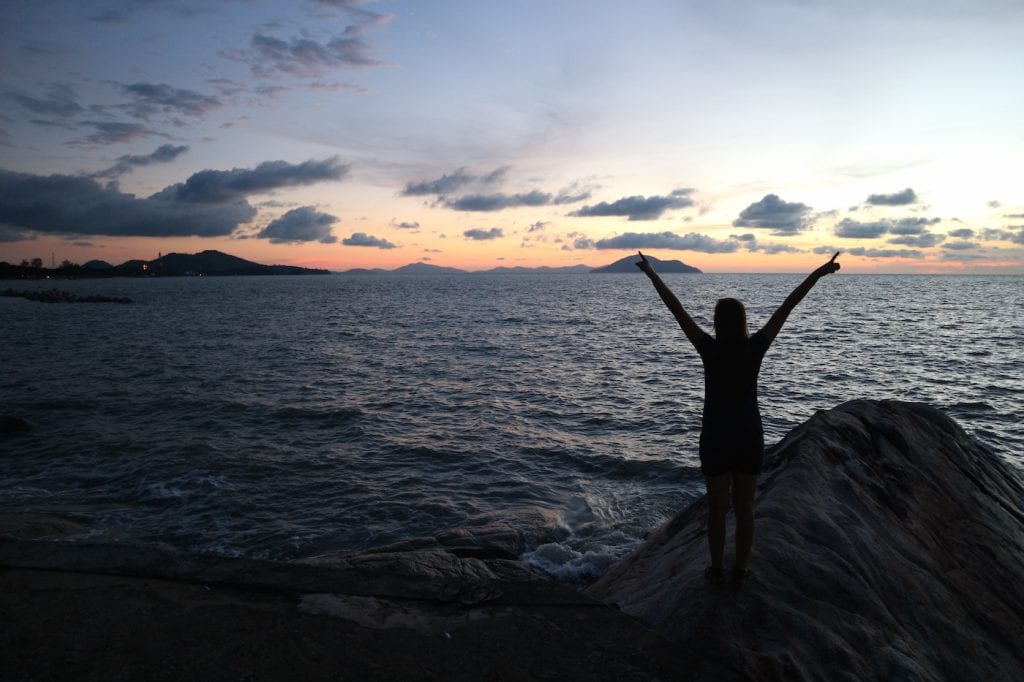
[731,473,758,574]
[705,474,731,570]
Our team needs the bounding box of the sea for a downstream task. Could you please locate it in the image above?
[1,273,1021,582]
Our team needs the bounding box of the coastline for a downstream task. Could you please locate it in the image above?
[4,400,1023,680]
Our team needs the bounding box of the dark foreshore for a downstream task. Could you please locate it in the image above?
[2,400,1023,681]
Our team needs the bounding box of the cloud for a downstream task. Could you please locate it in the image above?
[0,168,256,238]
[866,188,917,206]
[732,194,813,235]
[729,232,801,254]
[154,156,348,203]
[257,206,339,244]
[0,224,34,242]
[834,218,893,239]
[5,83,83,118]
[81,121,163,145]
[401,168,475,196]
[845,247,922,258]
[980,228,1024,244]
[527,221,548,232]
[446,191,551,212]
[463,227,504,240]
[569,189,695,221]
[942,241,980,250]
[94,144,189,178]
[249,26,381,78]
[948,228,975,239]
[314,0,392,25]
[392,220,420,229]
[888,233,945,247]
[836,217,942,240]
[593,231,738,253]
[889,217,940,234]
[342,232,395,248]
[117,82,222,119]
[0,157,346,238]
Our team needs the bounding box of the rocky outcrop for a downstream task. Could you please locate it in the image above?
[587,400,1024,681]
[1,288,132,303]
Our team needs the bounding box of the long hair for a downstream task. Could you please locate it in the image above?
[713,297,749,342]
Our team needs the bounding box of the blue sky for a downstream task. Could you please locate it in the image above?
[2,0,1023,272]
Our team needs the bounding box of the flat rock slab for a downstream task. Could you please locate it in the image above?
[0,539,684,681]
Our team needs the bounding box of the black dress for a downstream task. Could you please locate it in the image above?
[696,330,771,476]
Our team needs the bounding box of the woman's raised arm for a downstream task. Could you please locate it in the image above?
[759,253,841,344]
[636,251,706,349]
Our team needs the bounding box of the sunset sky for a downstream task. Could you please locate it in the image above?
[2,0,1023,273]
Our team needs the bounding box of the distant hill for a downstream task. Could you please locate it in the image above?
[392,262,467,275]
[335,258,700,275]
[0,250,330,279]
[145,250,328,276]
[482,264,592,274]
[591,254,701,274]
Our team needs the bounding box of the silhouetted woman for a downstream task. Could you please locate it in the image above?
[636,251,840,586]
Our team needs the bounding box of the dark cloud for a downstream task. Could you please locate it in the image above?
[593,231,738,253]
[5,83,83,118]
[889,217,940,234]
[392,220,420,229]
[94,144,189,179]
[980,228,1024,244]
[401,168,475,196]
[866,188,917,206]
[117,82,222,119]
[0,168,255,238]
[553,189,592,205]
[942,241,979,250]
[735,234,802,254]
[0,157,346,238]
[1004,213,1024,219]
[342,232,395,248]
[446,191,551,212]
[481,166,509,185]
[573,236,595,249]
[0,224,34,242]
[834,218,891,239]
[947,228,975,239]
[463,227,504,240]
[732,194,813,235]
[888,233,945,248]
[154,157,348,203]
[846,247,921,258]
[569,189,695,221]
[81,121,163,145]
[249,26,381,78]
[527,221,548,232]
[836,217,942,240]
[257,206,338,244]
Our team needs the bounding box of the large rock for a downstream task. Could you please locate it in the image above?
[587,400,1024,681]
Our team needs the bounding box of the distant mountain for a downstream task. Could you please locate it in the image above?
[82,260,113,270]
[482,264,592,274]
[391,262,467,275]
[591,254,701,274]
[137,250,330,276]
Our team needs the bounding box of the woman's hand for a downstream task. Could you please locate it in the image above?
[635,251,654,275]
[813,252,841,278]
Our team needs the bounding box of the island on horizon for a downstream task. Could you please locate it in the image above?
[1,250,703,279]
